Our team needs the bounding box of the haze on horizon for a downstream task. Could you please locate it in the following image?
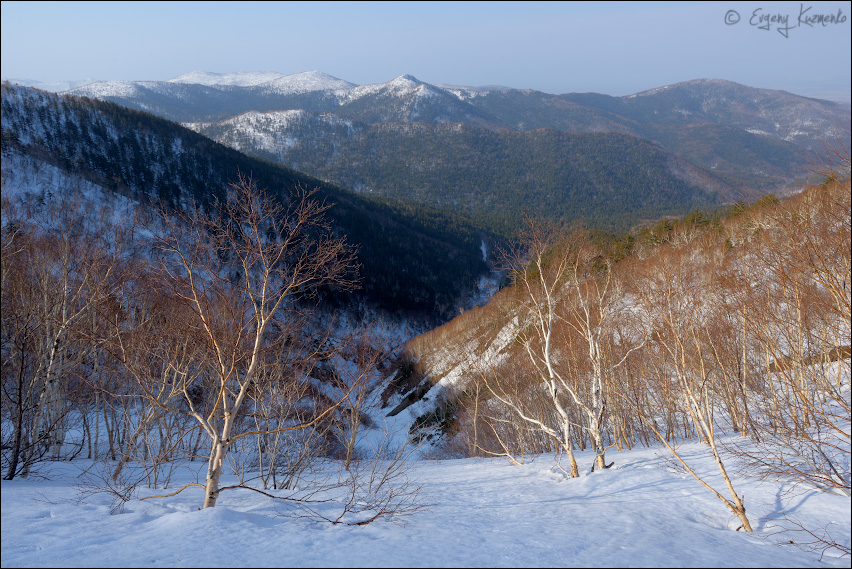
[1,1,850,102]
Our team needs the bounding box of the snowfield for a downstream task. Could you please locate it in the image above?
[2,439,849,568]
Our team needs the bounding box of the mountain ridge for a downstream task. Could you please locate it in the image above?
[186,109,735,235]
[43,71,848,195]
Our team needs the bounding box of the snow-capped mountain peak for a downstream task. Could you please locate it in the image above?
[2,77,99,93]
[388,74,423,89]
[338,74,431,102]
[257,70,357,94]
[63,80,144,98]
[167,70,287,87]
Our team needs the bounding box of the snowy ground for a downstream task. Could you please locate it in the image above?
[2,439,849,568]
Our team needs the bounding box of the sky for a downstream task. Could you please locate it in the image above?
[1,1,850,101]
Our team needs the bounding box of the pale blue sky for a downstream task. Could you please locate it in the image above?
[2,1,850,100]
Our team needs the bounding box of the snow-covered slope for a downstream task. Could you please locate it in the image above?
[64,79,233,101]
[336,74,429,100]
[61,80,146,98]
[1,147,137,218]
[257,70,357,94]
[185,109,357,155]
[2,77,99,92]
[167,70,287,87]
[437,83,515,100]
[167,70,357,93]
[330,74,459,112]
[60,72,496,125]
[617,78,850,145]
[68,71,357,98]
[1,440,848,567]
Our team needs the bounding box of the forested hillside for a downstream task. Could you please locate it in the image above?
[387,169,850,526]
[188,112,731,236]
[1,82,487,320]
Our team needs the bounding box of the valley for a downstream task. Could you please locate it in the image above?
[1,69,849,566]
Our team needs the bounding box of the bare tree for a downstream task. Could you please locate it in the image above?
[734,168,850,498]
[329,323,395,471]
[144,174,358,508]
[554,236,645,471]
[484,219,583,476]
[1,194,133,478]
[247,352,316,491]
[286,423,426,526]
[482,220,643,476]
[631,245,754,532]
[105,284,205,485]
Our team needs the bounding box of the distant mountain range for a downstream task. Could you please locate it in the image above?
[32,71,844,204]
[53,71,845,143]
[3,77,100,93]
[8,71,847,150]
[4,70,849,234]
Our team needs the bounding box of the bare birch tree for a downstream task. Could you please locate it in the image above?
[485,219,582,476]
[1,195,133,478]
[146,174,357,508]
[735,170,850,497]
[555,236,645,471]
[632,245,754,532]
[483,220,643,476]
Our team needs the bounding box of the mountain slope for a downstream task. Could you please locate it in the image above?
[572,79,846,147]
[0,82,487,321]
[64,73,495,126]
[187,110,732,235]
[167,70,289,87]
[61,72,848,194]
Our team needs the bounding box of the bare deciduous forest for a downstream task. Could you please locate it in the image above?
[404,146,850,546]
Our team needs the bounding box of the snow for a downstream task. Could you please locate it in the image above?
[784,130,809,141]
[3,71,850,569]
[167,71,288,87]
[438,84,513,101]
[257,71,357,95]
[2,77,99,92]
[2,438,848,567]
[184,109,357,155]
[166,70,357,93]
[1,149,135,218]
[30,71,460,107]
[64,80,142,98]
[333,74,431,104]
